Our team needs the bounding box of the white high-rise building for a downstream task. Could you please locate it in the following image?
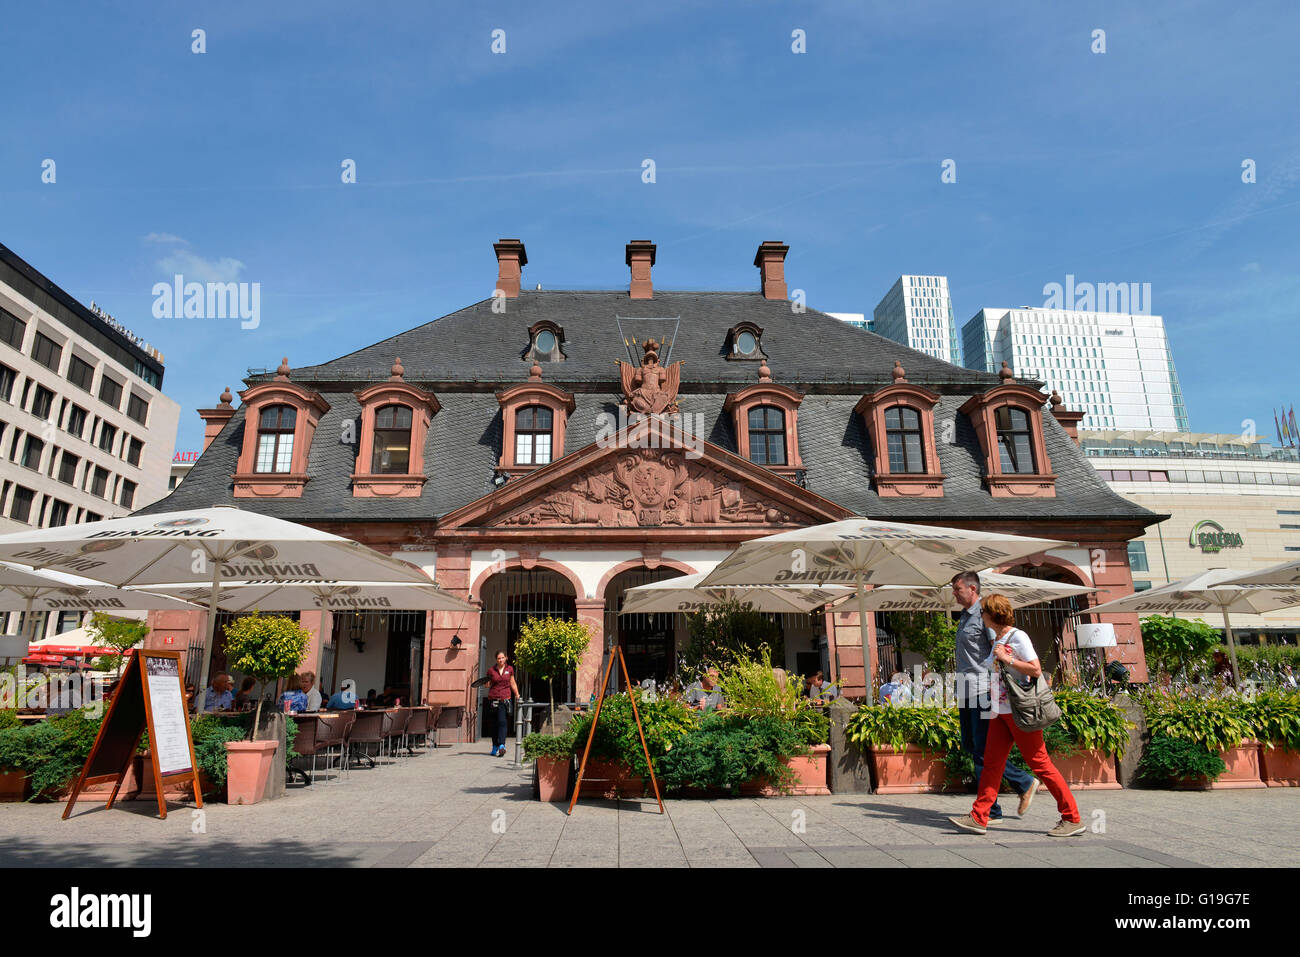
[871,275,960,364]
[961,307,1189,432]
[827,312,872,332]
[0,241,181,638]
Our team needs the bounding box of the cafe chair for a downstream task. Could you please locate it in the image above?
[382,707,411,763]
[288,717,322,786]
[345,710,386,770]
[403,706,431,755]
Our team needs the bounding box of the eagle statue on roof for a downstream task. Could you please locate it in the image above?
[618,337,682,414]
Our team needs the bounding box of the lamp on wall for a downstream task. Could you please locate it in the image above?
[352,636,366,653]
[450,633,463,650]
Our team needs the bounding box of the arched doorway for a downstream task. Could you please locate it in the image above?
[478,567,577,737]
[1001,563,1090,683]
[603,566,689,690]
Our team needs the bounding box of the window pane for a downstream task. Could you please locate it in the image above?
[535,434,552,464]
[256,434,277,472]
[887,432,904,472]
[275,434,293,472]
[749,433,767,464]
[748,408,765,430]
[884,407,901,430]
[766,433,786,465]
[900,407,920,430]
[535,407,552,428]
[903,433,924,473]
[1013,434,1034,472]
[765,407,784,430]
[515,434,532,465]
[518,407,533,429]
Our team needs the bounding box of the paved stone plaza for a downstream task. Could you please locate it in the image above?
[2,744,1296,868]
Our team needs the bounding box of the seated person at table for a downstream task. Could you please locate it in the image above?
[682,668,724,711]
[203,673,234,712]
[365,688,379,708]
[234,677,257,710]
[300,671,321,711]
[279,673,309,712]
[327,679,358,710]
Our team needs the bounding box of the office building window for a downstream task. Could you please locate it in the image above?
[120,479,137,509]
[32,332,62,371]
[48,499,70,527]
[67,355,94,391]
[97,423,118,454]
[0,308,26,349]
[126,393,149,425]
[56,611,81,633]
[1127,541,1150,573]
[58,453,79,485]
[66,404,87,438]
[126,436,143,467]
[91,466,109,498]
[21,436,43,471]
[83,511,102,524]
[1133,581,1153,592]
[10,485,35,523]
[0,363,15,402]
[98,375,123,409]
[30,384,55,419]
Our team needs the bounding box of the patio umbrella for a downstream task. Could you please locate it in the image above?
[138,580,474,614]
[618,572,852,615]
[698,518,1072,689]
[1084,569,1300,685]
[846,571,1095,612]
[0,506,437,704]
[1218,561,1300,587]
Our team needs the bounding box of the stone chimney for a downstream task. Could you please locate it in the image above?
[493,238,528,298]
[626,240,656,299]
[1049,390,1085,445]
[198,386,236,452]
[754,241,789,300]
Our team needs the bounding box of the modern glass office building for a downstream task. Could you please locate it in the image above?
[962,307,1190,431]
[871,276,960,365]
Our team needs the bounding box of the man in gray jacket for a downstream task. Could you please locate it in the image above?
[951,571,1038,821]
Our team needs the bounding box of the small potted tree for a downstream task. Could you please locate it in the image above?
[220,613,310,804]
[85,612,150,679]
[523,728,576,801]
[512,615,592,728]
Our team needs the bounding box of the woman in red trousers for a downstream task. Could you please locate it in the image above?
[949,593,1084,838]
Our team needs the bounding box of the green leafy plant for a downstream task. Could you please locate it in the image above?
[887,611,957,672]
[682,599,782,672]
[512,616,592,716]
[221,613,311,736]
[657,714,802,794]
[569,690,696,779]
[0,709,103,800]
[1140,615,1221,682]
[85,613,150,678]
[1051,689,1133,758]
[0,710,19,732]
[188,714,251,789]
[844,703,962,755]
[714,650,828,745]
[1238,689,1300,751]
[1141,689,1253,753]
[1138,735,1227,784]
[522,728,577,762]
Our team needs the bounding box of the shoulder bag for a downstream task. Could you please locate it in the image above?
[997,632,1061,732]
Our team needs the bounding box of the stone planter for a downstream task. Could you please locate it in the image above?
[577,758,644,798]
[536,755,571,802]
[867,745,949,794]
[1051,748,1122,790]
[0,768,29,803]
[740,744,833,796]
[83,759,142,801]
[225,740,279,805]
[1260,743,1300,787]
[1210,741,1265,790]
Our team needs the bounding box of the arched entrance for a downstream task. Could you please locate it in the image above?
[478,567,577,737]
[1001,562,1090,682]
[603,566,689,690]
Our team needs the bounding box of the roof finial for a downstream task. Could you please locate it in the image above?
[999,360,1014,384]
[529,360,543,381]
[892,359,906,383]
[276,357,291,380]
[1049,389,1063,409]
[390,357,405,380]
[218,386,233,408]
[758,359,772,383]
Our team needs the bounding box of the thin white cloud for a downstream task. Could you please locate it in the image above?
[1241,262,1262,273]
[156,250,246,283]
[142,232,190,245]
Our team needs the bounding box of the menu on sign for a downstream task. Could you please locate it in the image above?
[144,657,192,775]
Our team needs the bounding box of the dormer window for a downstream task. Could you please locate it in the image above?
[527,321,565,362]
[747,406,786,465]
[958,363,1056,498]
[854,362,945,497]
[255,406,297,473]
[372,405,413,474]
[885,406,925,474]
[515,406,553,465]
[726,322,765,360]
[995,406,1036,474]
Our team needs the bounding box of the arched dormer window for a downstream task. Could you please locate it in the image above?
[234,358,330,498]
[526,321,565,362]
[958,363,1056,498]
[724,365,803,476]
[372,404,414,474]
[725,322,765,361]
[854,363,944,497]
[352,358,440,498]
[497,363,575,475]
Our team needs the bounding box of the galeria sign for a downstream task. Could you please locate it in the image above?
[1188,519,1244,554]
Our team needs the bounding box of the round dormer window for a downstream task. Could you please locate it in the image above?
[735,331,757,355]
[536,329,557,354]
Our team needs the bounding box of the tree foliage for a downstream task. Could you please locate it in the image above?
[1140,615,1221,680]
[86,613,150,677]
[682,599,781,674]
[221,614,311,734]
[512,615,592,714]
[887,611,957,672]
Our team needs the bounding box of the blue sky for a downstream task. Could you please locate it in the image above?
[2,0,1296,450]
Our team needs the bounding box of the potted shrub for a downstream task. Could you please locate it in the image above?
[512,616,592,728]
[845,702,961,793]
[714,651,829,794]
[0,708,29,801]
[659,714,803,796]
[1240,689,1300,787]
[0,709,103,801]
[1142,690,1262,789]
[1040,689,1132,789]
[1140,615,1222,684]
[569,690,695,798]
[523,729,576,802]
[1138,736,1227,789]
[220,613,310,804]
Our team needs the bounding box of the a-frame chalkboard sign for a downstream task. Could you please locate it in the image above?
[62,649,203,820]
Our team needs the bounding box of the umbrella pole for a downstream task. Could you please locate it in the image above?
[856,578,876,700]
[1222,604,1241,689]
[195,556,223,708]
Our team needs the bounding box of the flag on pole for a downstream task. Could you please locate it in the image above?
[1283,408,1292,446]
[1290,407,1298,447]
[1276,409,1285,445]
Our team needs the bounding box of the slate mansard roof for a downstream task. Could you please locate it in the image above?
[141,290,1160,526]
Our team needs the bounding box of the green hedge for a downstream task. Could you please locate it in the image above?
[657,714,804,793]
